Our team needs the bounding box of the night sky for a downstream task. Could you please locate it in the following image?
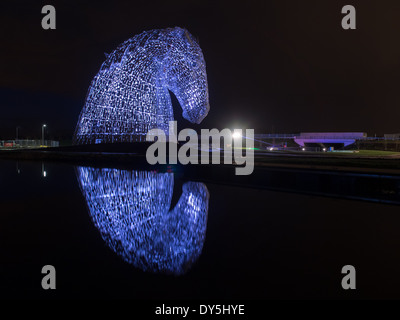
[1,0,400,140]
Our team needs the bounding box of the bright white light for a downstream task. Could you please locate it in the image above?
[43,171,47,177]
[43,124,47,128]
[302,148,305,151]
[323,148,326,152]
[232,132,241,139]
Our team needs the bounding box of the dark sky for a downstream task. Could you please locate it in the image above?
[1,0,400,139]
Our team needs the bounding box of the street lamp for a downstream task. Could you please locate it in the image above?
[42,124,47,146]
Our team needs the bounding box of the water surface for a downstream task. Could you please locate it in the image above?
[1,160,400,299]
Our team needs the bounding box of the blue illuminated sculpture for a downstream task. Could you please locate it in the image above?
[76,167,209,275]
[73,27,210,144]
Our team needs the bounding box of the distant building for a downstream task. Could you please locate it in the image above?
[294,132,367,148]
[0,140,59,148]
[384,133,400,140]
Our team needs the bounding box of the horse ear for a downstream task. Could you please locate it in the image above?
[174,27,193,45]
[173,26,185,36]
[174,26,185,33]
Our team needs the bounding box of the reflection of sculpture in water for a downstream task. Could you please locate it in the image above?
[76,167,209,275]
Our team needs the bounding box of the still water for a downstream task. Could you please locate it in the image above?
[1,160,400,299]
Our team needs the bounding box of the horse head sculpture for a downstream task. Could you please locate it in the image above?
[73,27,209,144]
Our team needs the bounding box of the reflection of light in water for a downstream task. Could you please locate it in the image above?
[76,167,209,275]
[42,163,47,178]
